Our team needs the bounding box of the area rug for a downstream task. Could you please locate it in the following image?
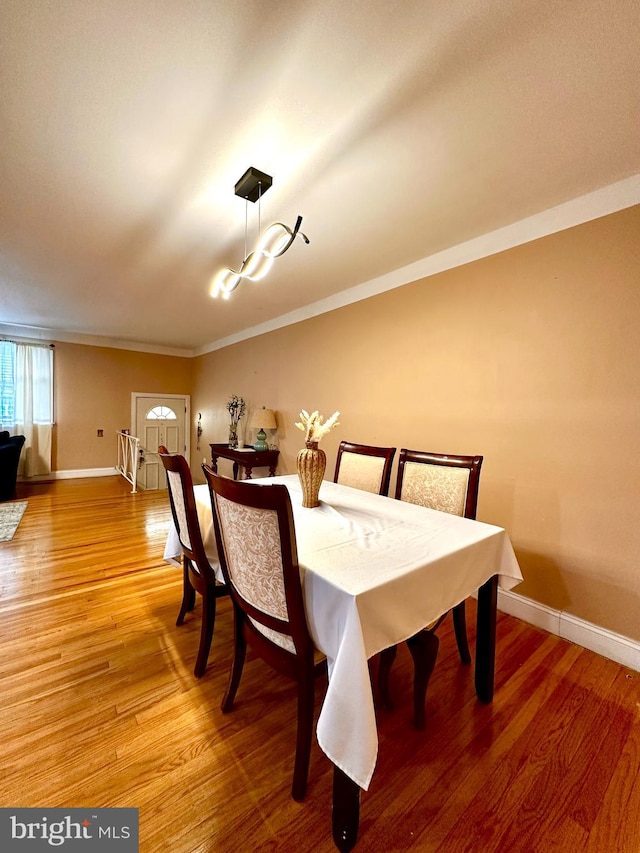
[0,501,28,542]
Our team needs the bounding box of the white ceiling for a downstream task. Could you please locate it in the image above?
[1,0,639,355]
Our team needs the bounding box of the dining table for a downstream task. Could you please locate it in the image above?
[163,473,523,850]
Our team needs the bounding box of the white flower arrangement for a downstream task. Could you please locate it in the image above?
[295,409,340,444]
[226,395,246,426]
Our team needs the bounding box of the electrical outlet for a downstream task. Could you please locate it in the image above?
[97,429,104,437]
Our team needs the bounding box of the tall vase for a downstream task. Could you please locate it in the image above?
[297,441,326,508]
[228,423,238,448]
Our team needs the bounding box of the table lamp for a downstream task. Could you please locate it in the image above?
[250,407,277,451]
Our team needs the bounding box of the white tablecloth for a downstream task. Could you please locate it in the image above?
[163,474,523,790]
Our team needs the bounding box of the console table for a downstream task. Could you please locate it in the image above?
[209,443,279,480]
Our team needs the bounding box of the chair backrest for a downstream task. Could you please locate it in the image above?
[333,441,396,496]
[395,449,483,519]
[202,465,315,661]
[158,446,216,582]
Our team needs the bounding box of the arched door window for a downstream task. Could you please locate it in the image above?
[146,405,177,420]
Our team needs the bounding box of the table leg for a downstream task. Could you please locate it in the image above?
[332,766,360,852]
[245,466,253,479]
[475,574,498,703]
[232,462,239,481]
[211,455,219,474]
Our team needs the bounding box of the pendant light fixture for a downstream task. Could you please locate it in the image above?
[210,167,310,300]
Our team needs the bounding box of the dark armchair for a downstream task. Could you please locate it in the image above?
[0,432,26,502]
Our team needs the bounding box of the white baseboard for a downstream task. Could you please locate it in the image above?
[21,467,119,482]
[497,588,640,672]
[56,467,119,479]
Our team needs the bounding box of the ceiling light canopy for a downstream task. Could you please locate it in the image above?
[210,167,309,300]
[234,166,272,202]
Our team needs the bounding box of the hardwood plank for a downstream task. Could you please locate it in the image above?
[364,635,583,852]
[584,670,640,852]
[0,477,638,852]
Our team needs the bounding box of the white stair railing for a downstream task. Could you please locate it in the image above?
[116,431,140,493]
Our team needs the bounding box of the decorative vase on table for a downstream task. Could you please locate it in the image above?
[297,441,326,508]
[226,395,245,450]
[228,424,238,448]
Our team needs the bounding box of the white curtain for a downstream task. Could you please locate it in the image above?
[10,343,54,477]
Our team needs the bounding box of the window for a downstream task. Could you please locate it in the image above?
[146,405,177,420]
[0,341,15,424]
[0,340,54,428]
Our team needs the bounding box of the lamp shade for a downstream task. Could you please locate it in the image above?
[250,408,277,431]
[250,407,276,451]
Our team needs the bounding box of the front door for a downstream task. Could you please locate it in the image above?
[134,394,189,490]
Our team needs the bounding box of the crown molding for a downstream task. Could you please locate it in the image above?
[194,173,640,356]
[4,175,638,358]
[0,323,192,357]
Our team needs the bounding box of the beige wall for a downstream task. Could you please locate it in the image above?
[53,342,192,470]
[191,205,640,641]
[44,207,639,640]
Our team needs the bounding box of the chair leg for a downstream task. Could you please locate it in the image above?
[193,591,216,678]
[453,601,471,665]
[176,559,196,626]
[377,646,398,711]
[221,613,246,713]
[406,630,439,730]
[292,672,316,802]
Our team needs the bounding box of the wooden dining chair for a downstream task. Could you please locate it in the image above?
[158,447,229,678]
[333,440,396,496]
[378,448,484,729]
[203,464,327,802]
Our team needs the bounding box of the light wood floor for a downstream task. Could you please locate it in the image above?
[0,477,638,852]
